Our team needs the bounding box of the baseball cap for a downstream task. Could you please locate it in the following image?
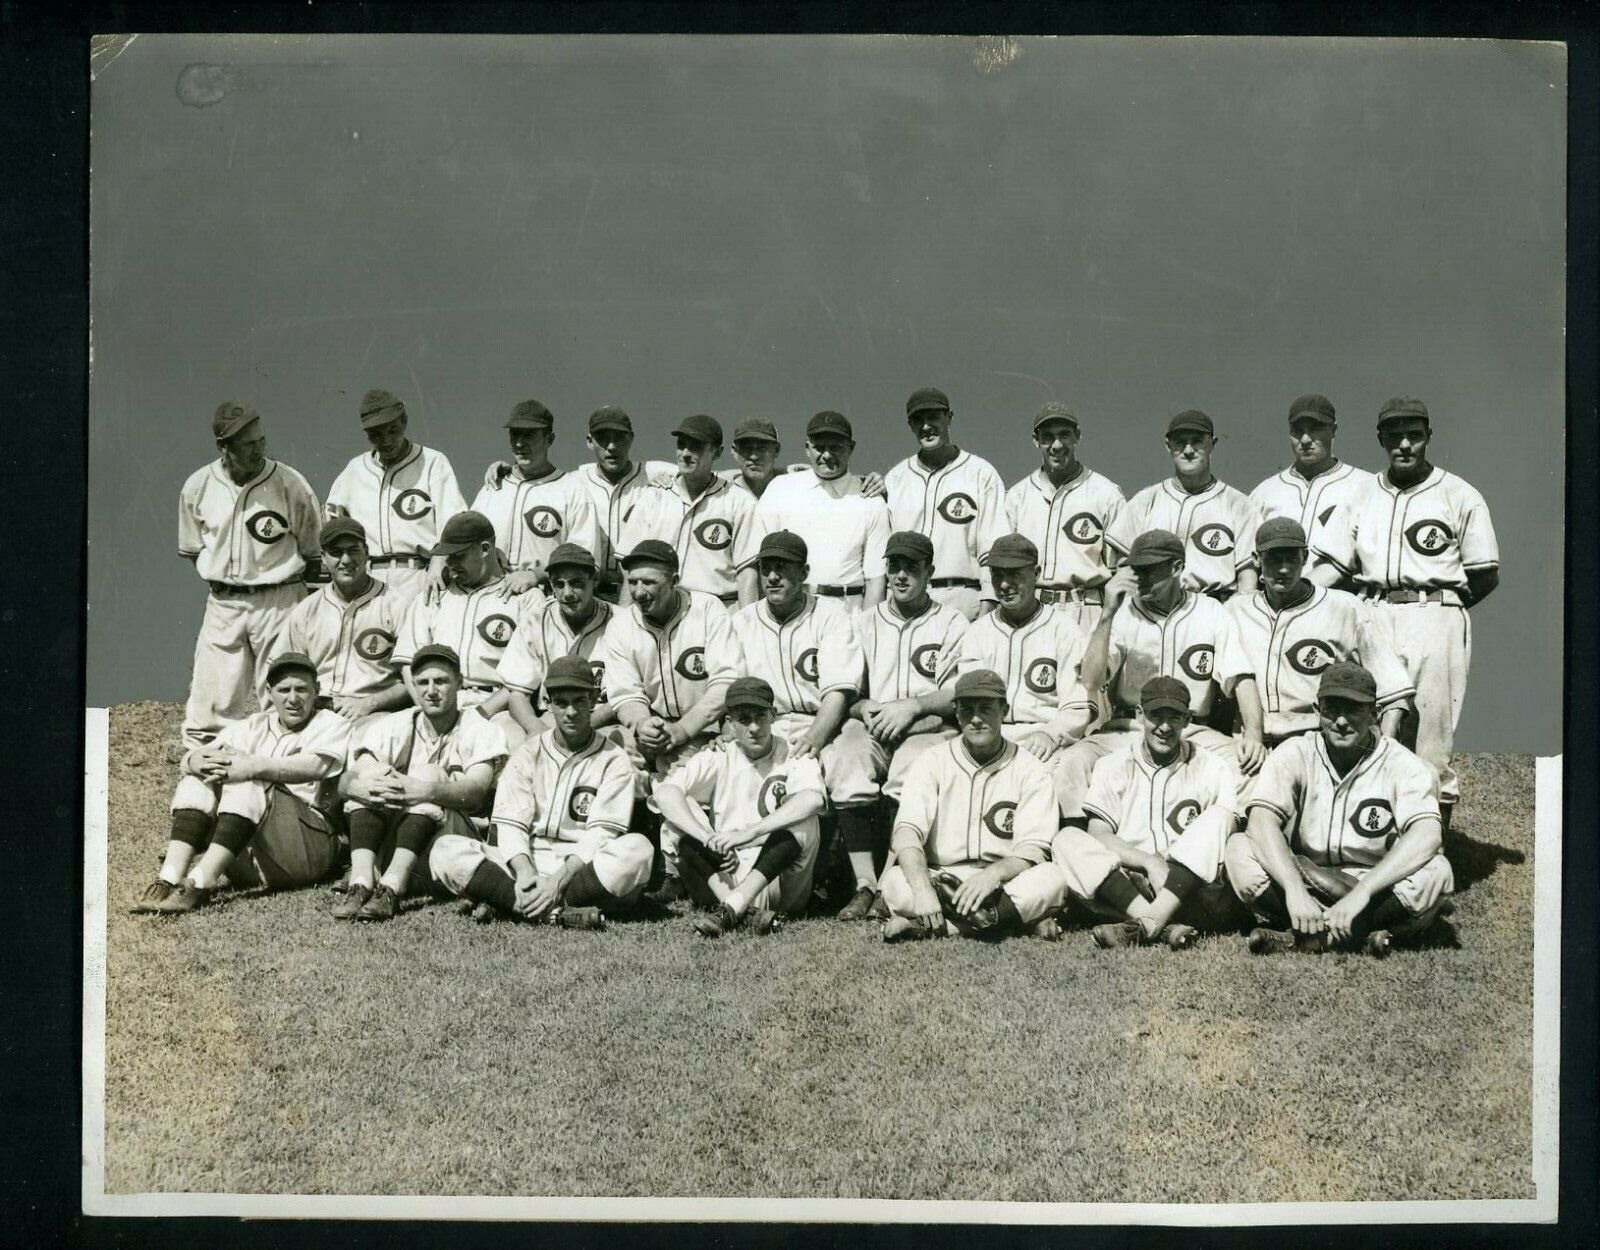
[756,530,808,565]
[724,676,777,711]
[1288,393,1336,424]
[506,399,554,430]
[806,411,853,440]
[265,651,319,687]
[885,531,935,563]
[981,534,1039,569]
[1318,661,1378,704]
[1255,517,1308,553]
[359,388,406,429]
[619,538,679,572]
[319,516,367,549]
[1126,529,1185,567]
[545,542,598,575]
[211,401,259,441]
[588,405,633,435]
[953,669,1008,702]
[1166,410,1215,439]
[429,511,496,556]
[1139,675,1191,715]
[1377,396,1430,427]
[672,414,724,446]
[732,418,780,446]
[410,643,462,674]
[906,387,950,418]
[543,655,598,693]
[1032,401,1080,432]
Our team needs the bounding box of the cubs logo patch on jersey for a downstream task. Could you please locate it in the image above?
[674,646,708,681]
[694,518,732,550]
[757,773,789,818]
[795,647,820,684]
[1287,638,1335,676]
[392,488,433,521]
[936,492,978,525]
[1190,523,1236,556]
[1024,657,1058,694]
[1349,798,1396,839]
[911,643,941,681]
[355,628,397,661]
[524,505,563,539]
[568,785,597,821]
[477,614,516,647]
[1404,519,1454,556]
[1166,799,1202,836]
[245,509,290,544]
[1063,512,1103,545]
[983,800,1016,839]
[1178,643,1215,681]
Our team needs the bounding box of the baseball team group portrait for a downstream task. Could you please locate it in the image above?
[85,35,1562,1216]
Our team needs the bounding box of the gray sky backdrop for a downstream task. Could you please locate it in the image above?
[89,35,1565,754]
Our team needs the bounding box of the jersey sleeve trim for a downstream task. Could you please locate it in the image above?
[1079,801,1118,830]
[1244,797,1292,822]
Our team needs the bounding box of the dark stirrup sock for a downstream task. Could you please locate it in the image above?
[464,860,518,912]
[347,808,388,854]
[994,892,1023,932]
[210,813,257,855]
[563,860,610,907]
[837,804,882,855]
[394,813,438,855]
[1163,860,1204,901]
[169,808,212,849]
[1094,868,1142,913]
[750,829,801,881]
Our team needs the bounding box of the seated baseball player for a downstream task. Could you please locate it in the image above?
[1075,677,1246,950]
[131,652,351,915]
[278,516,412,725]
[428,656,652,930]
[653,676,826,937]
[881,669,1125,942]
[1224,661,1455,957]
[730,529,885,920]
[498,542,617,740]
[334,643,509,922]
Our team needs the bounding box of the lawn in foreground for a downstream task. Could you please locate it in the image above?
[101,702,1536,1203]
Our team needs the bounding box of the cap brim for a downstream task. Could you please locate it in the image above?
[1126,551,1183,567]
[1141,699,1191,715]
[1255,539,1308,553]
[589,420,632,434]
[982,556,1035,569]
[733,432,781,445]
[546,559,596,574]
[1166,423,1212,437]
[429,540,474,557]
[543,680,596,693]
[724,697,775,711]
[906,405,948,419]
[1319,687,1377,703]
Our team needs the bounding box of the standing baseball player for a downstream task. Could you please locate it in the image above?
[1248,394,1372,558]
[334,643,508,922]
[498,542,617,739]
[1004,402,1127,633]
[653,676,827,936]
[883,387,1008,621]
[428,655,653,930]
[753,411,891,612]
[574,405,677,602]
[325,388,468,606]
[178,401,321,749]
[722,417,884,501]
[1310,397,1499,828]
[730,530,884,919]
[131,652,351,915]
[278,517,411,724]
[1224,661,1455,956]
[1105,410,1261,600]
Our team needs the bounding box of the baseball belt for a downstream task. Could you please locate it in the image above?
[1038,585,1104,606]
[1373,587,1462,606]
[206,580,300,596]
[813,583,864,598]
[370,553,429,569]
[929,577,981,590]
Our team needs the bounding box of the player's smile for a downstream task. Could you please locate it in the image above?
[909,413,950,450]
[1034,422,1078,470]
[269,677,316,729]
[1144,708,1185,758]
[365,417,409,464]
[550,573,594,617]
[1317,695,1375,753]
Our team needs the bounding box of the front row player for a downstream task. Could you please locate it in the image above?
[1224,660,1455,956]
[131,652,352,915]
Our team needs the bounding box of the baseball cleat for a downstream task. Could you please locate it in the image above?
[328,866,353,894]
[1363,929,1393,958]
[154,882,212,915]
[868,891,890,920]
[1091,920,1149,949]
[836,885,881,922]
[741,907,779,935]
[453,897,478,917]
[331,883,373,920]
[1160,923,1200,950]
[882,915,935,943]
[355,883,399,922]
[644,875,686,906]
[130,879,176,914]
[470,901,499,925]
[693,904,737,938]
[553,906,606,931]
[1246,926,1300,954]
[1027,916,1064,942]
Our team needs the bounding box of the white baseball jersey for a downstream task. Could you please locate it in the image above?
[489,729,636,862]
[1003,465,1127,589]
[1312,467,1499,593]
[352,705,508,785]
[955,604,1093,738]
[1217,586,1415,738]
[720,464,804,499]
[1094,591,1232,720]
[1247,732,1440,869]
[1080,740,1240,857]
[496,597,616,707]
[1105,478,1262,596]
[394,578,537,688]
[279,579,408,700]
[1249,461,1373,557]
[753,470,891,588]
[326,443,468,559]
[215,707,352,808]
[600,588,739,733]
[574,459,677,579]
[855,599,968,703]
[730,594,864,715]
[469,467,602,574]
[178,459,322,585]
[635,475,761,602]
[884,450,1009,586]
[661,737,826,844]
[891,738,1055,867]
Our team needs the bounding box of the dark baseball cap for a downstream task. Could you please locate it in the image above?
[724,676,777,711]
[1032,401,1080,432]
[506,399,554,430]
[619,538,679,572]
[953,669,1008,702]
[212,401,260,441]
[981,534,1039,569]
[410,643,462,674]
[359,388,406,429]
[1140,675,1191,715]
[265,651,319,687]
[885,531,935,563]
[806,411,853,440]
[1166,410,1215,438]
[1288,394,1336,424]
[1126,529,1185,567]
[672,414,723,446]
[906,387,950,418]
[544,655,598,693]
[732,418,780,446]
[588,405,633,435]
[430,510,496,556]
[1318,661,1378,704]
[545,542,598,575]
[756,530,808,565]
[319,516,368,549]
[1378,396,1430,427]
[1255,517,1308,552]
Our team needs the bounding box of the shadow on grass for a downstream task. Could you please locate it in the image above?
[1445,828,1527,895]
